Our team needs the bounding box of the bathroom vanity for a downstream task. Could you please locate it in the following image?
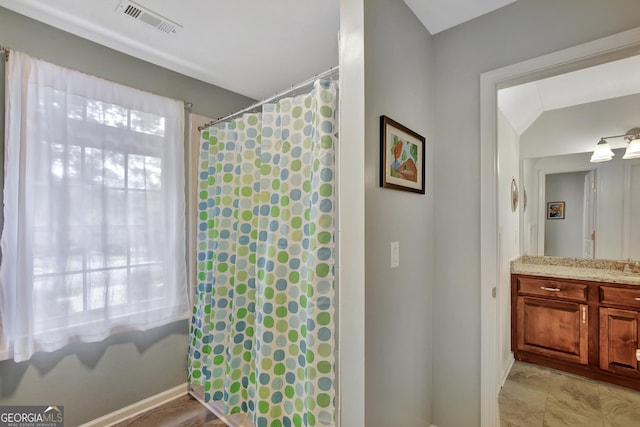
[511,256,640,390]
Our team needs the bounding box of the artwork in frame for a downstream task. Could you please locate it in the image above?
[380,115,425,194]
[547,201,565,220]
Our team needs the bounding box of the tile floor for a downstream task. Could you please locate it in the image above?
[499,361,640,427]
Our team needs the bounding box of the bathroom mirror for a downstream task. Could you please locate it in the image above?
[498,54,640,261]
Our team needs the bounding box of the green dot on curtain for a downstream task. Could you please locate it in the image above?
[318,232,332,244]
[247,115,258,126]
[282,141,291,153]
[258,401,270,414]
[245,326,254,337]
[291,160,302,172]
[199,191,208,200]
[271,206,280,217]
[236,284,247,295]
[316,263,330,278]
[243,351,252,362]
[272,180,281,191]
[285,386,295,399]
[262,358,272,370]
[237,308,247,319]
[292,106,303,118]
[321,135,333,149]
[307,410,316,424]
[265,287,274,299]
[317,361,332,374]
[233,344,243,355]
[319,184,332,197]
[317,312,331,326]
[191,369,201,379]
[309,223,316,235]
[318,343,332,357]
[278,251,289,263]
[264,316,274,328]
[270,409,283,422]
[306,350,315,363]
[300,296,307,309]
[291,217,302,229]
[320,106,333,118]
[319,214,332,228]
[289,271,300,283]
[276,293,287,305]
[217,263,228,273]
[303,181,311,192]
[223,173,234,183]
[276,320,288,333]
[259,386,270,399]
[249,253,257,264]
[288,343,298,355]
[274,363,286,375]
[199,212,207,221]
[258,270,265,280]
[230,382,241,393]
[276,307,288,318]
[317,393,331,408]
[267,273,276,286]
[293,413,303,426]
[280,195,290,206]
[292,230,303,242]
[202,345,212,354]
[261,164,272,175]
[241,186,252,197]
[307,367,317,380]
[204,305,211,314]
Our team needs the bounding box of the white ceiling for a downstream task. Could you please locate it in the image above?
[404,0,518,35]
[498,54,640,136]
[0,0,519,100]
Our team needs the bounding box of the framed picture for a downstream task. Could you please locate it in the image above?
[380,115,425,194]
[547,201,565,220]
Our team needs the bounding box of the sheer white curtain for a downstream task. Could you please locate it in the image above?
[0,51,188,362]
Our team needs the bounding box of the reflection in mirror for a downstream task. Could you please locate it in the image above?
[498,54,640,261]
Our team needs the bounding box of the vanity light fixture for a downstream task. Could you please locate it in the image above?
[590,127,640,163]
[590,138,614,163]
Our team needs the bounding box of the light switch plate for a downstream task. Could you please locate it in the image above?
[390,241,399,268]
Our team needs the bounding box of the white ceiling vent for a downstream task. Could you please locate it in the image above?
[116,0,183,35]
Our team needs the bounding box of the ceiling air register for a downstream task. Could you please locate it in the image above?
[116,0,183,35]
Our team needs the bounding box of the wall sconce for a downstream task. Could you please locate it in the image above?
[590,127,640,163]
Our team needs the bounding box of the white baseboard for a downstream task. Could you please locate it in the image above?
[79,382,189,427]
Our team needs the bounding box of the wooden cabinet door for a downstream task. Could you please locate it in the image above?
[599,307,640,377]
[517,296,589,364]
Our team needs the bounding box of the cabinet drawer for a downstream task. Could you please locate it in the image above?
[600,286,640,309]
[516,277,587,302]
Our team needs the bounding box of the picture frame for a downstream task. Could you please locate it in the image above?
[547,201,565,220]
[380,115,426,194]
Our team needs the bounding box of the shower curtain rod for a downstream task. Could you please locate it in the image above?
[198,65,339,131]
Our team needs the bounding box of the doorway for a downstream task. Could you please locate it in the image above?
[480,27,640,427]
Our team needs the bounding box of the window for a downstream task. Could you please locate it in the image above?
[0,51,188,362]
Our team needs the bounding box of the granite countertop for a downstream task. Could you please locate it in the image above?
[511,256,640,285]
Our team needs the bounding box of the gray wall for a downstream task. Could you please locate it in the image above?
[363,1,434,425]
[544,172,588,258]
[432,0,640,425]
[0,7,252,426]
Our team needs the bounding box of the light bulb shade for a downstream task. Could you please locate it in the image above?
[623,138,640,159]
[590,139,614,163]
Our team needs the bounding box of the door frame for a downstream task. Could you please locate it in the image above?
[480,26,640,427]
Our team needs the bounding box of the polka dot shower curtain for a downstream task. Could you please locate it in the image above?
[189,79,337,427]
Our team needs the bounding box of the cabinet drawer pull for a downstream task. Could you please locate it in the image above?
[635,298,640,301]
[582,306,587,324]
[541,287,561,292]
